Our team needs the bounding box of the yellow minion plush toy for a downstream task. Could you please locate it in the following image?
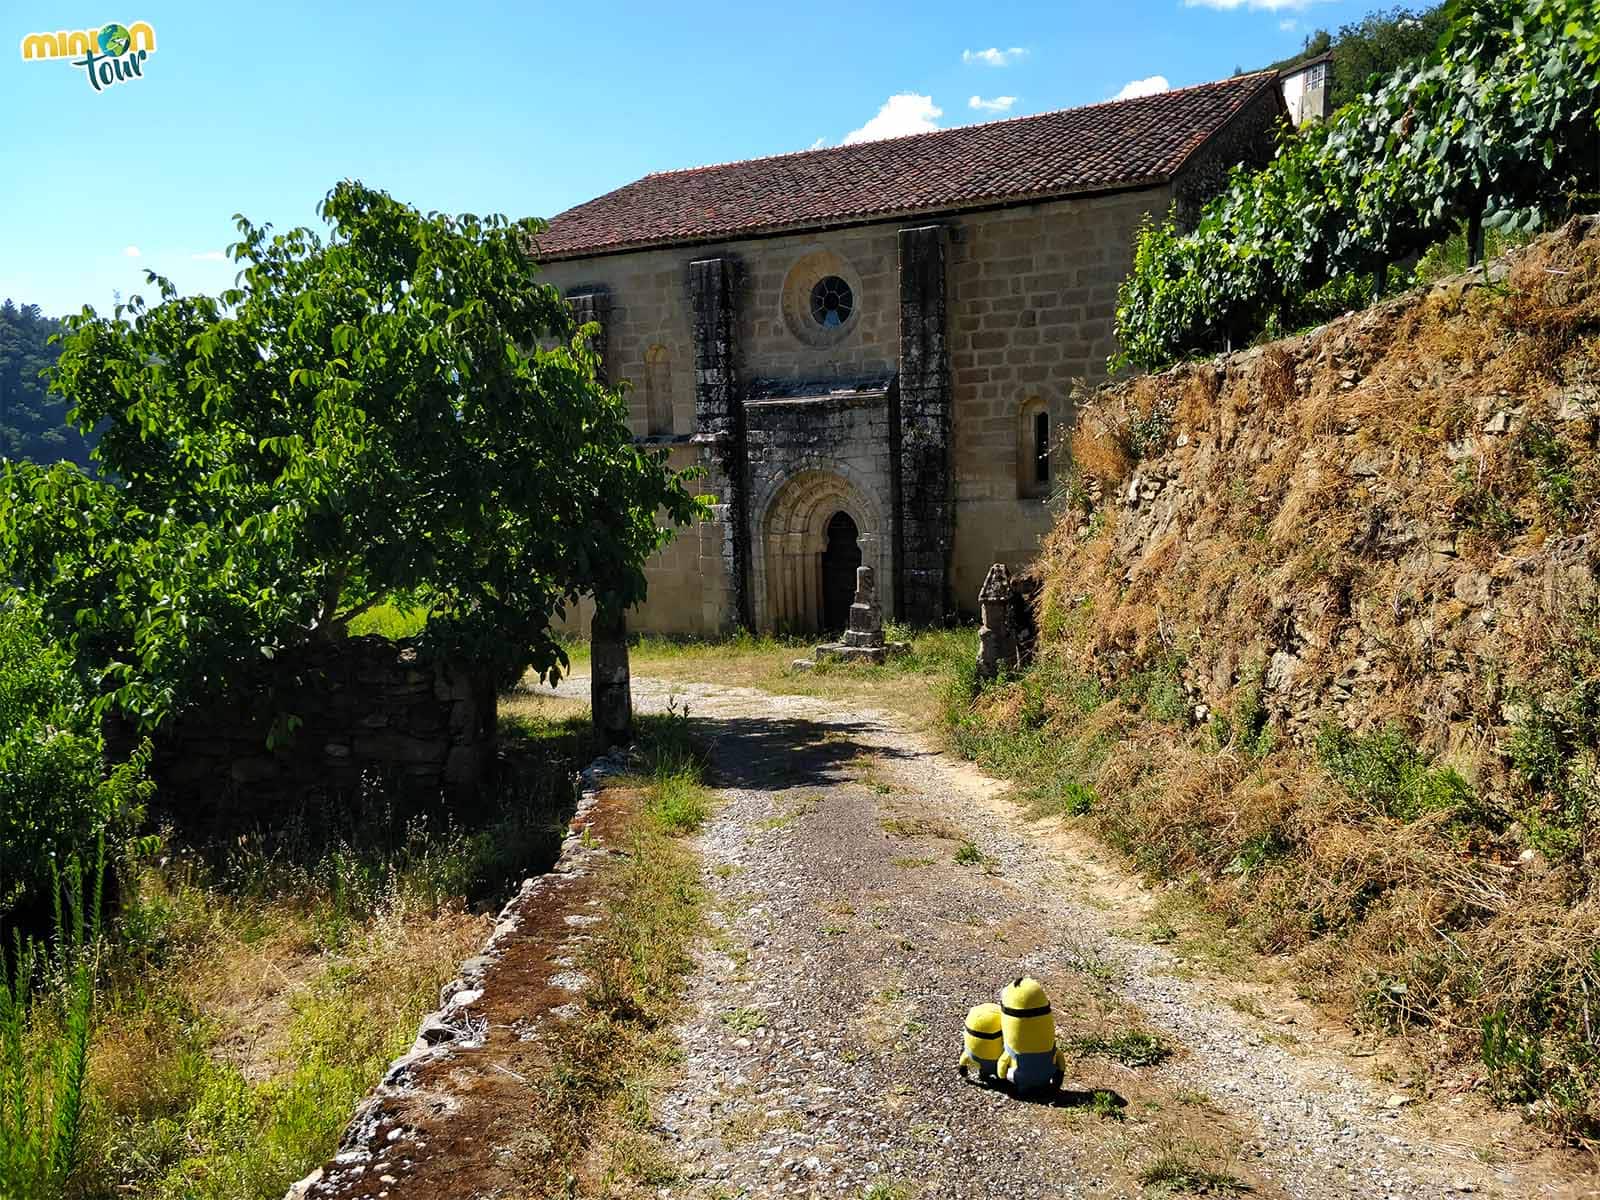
[956,1002,1004,1082]
[996,976,1066,1092]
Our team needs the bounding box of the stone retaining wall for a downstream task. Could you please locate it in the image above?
[117,636,497,832]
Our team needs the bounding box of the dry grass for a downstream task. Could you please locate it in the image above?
[552,628,976,730]
[949,223,1600,1146]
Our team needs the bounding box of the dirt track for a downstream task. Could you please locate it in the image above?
[615,674,1586,1200]
[291,672,1593,1200]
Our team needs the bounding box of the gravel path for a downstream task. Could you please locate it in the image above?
[542,673,1568,1200]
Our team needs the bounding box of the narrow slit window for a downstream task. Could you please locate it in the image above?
[1034,411,1050,485]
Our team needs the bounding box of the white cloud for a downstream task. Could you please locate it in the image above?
[190,250,227,262]
[843,94,943,145]
[962,47,1027,67]
[1279,17,1299,30]
[968,94,1016,114]
[1113,75,1171,100]
[122,245,141,258]
[1185,0,1328,10]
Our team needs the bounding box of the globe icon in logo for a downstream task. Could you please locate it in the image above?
[97,23,131,56]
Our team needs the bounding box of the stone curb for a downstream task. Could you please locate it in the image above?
[283,744,633,1200]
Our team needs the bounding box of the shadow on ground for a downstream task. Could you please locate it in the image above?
[688,715,921,792]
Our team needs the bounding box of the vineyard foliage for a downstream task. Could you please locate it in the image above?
[1114,0,1600,369]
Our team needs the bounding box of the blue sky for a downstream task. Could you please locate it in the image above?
[1,0,1374,317]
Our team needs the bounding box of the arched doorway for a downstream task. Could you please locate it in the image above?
[820,511,862,632]
[755,469,888,635]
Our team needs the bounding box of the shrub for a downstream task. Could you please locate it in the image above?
[1114,0,1600,370]
[0,600,150,929]
[1314,724,1477,822]
[0,852,103,1199]
[1506,604,1600,870]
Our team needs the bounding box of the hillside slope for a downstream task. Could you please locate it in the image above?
[959,216,1600,1141]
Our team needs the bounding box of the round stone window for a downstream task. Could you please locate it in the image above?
[809,276,854,329]
[780,249,862,346]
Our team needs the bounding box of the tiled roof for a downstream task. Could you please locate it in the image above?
[535,72,1279,261]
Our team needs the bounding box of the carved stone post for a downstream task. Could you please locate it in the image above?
[975,563,1018,683]
[843,566,886,649]
[590,603,632,746]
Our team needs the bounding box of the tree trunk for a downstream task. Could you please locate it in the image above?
[590,602,632,746]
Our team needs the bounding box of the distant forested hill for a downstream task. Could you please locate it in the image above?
[1261,4,1451,112]
[0,300,94,467]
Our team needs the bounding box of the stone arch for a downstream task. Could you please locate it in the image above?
[643,344,673,436]
[1017,396,1052,499]
[753,467,889,634]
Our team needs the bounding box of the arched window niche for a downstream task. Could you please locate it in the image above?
[644,344,673,437]
[1018,397,1052,500]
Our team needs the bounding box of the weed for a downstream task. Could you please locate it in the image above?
[1070,1030,1172,1067]
[1314,724,1478,823]
[1125,655,1189,725]
[0,850,102,1199]
[1223,832,1289,883]
[1520,421,1580,518]
[721,1007,763,1036]
[1451,467,1522,540]
[1062,938,1119,985]
[1209,660,1273,758]
[648,772,711,835]
[1143,922,1178,945]
[1138,1132,1248,1195]
[1505,607,1600,872]
[880,816,961,840]
[954,841,984,866]
[1088,1089,1125,1120]
[1056,778,1099,816]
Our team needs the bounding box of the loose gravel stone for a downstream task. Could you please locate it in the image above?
[535,674,1553,1199]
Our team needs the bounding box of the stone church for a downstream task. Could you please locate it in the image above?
[535,71,1285,636]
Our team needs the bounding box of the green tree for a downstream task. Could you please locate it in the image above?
[1267,6,1453,111]
[0,301,92,468]
[0,181,705,727]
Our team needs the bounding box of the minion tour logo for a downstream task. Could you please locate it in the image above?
[19,22,157,92]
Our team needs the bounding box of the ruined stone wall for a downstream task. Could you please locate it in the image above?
[1035,221,1600,764]
[117,637,497,835]
[945,187,1172,607]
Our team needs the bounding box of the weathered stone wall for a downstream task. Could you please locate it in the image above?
[945,187,1173,606]
[1038,222,1600,765]
[118,637,497,834]
[1172,85,1287,231]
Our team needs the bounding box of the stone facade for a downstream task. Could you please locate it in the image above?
[112,637,497,834]
[538,96,1280,636]
[541,187,1173,636]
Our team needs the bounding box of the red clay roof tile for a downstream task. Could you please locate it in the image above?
[534,72,1279,261]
